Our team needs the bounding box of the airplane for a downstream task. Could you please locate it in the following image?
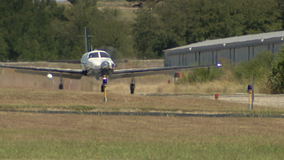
[0,27,221,94]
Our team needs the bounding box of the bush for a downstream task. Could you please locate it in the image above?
[186,66,223,83]
[181,51,275,84]
[233,51,275,81]
[269,46,284,93]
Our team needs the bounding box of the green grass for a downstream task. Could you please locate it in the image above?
[1,104,284,116]
[1,103,284,117]
[1,113,284,159]
[1,136,284,159]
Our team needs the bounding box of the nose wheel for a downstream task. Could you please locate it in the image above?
[130,73,135,94]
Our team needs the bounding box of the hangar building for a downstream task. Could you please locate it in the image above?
[164,31,284,67]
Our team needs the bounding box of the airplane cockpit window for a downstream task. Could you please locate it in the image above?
[100,52,110,58]
[89,52,99,58]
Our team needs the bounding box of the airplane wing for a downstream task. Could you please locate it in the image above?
[47,60,128,64]
[0,65,85,79]
[1,63,220,80]
[110,64,218,79]
[48,60,81,64]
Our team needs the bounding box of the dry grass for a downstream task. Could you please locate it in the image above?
[0,86,283,116]
[0,70,267,96]
[1,112,284,142]
[1,112,284,159]
[1,111,284,159]
[97,1,137,22]
[0,82,283,159]
[57,0,137,22]
[0,87,246,112]
[0,61,281,113]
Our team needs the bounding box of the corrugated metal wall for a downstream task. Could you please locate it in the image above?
[165,43,283,67]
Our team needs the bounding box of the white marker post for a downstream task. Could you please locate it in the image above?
[69,80,72,90]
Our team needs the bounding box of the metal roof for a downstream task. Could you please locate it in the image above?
[165,31,284,52]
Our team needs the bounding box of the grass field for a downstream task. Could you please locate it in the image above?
[0,87,283,159]
[1,111,284,159]
[1,87,284,115]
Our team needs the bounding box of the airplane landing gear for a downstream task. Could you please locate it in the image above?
[130,74,135,94]
[59,83,63,89]
[130,83,135,94]
[101,84,104,92]
[59,75,63,90]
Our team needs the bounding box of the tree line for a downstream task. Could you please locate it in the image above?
[0,0,283,61]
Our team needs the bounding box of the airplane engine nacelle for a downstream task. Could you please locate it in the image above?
[47,73,53,79]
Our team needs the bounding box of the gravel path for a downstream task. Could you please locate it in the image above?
[196,94,284,108]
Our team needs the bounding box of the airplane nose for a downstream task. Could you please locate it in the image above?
[101,61,110,69]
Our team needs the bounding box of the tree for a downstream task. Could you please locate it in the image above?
[240,0,282,34]
[64,0,134,59]
[0,0,69,61]
[131,1,183,59]
[131,0,283,59]
[0,32,9,61]
[132,8,159,58]
[276,0,284,29]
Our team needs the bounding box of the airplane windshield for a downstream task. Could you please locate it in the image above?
[100,52,110,58]
[89,52,99,58]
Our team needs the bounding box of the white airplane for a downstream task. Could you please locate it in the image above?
[0,27,221,94]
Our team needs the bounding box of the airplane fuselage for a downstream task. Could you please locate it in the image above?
[80,50,116,77]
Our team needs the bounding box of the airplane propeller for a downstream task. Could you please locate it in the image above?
[97,46,127,66]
